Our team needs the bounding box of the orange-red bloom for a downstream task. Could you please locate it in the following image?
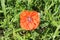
[20,10,40,30]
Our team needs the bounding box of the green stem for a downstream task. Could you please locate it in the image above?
[1,0,6,18]
[53,25,60,40]
[0,10,3,13]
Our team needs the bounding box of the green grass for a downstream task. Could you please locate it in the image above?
[0,0,60,40]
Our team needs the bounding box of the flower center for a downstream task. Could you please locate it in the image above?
[27,17,32,22]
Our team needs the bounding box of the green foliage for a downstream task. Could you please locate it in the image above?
[0,0,60,40]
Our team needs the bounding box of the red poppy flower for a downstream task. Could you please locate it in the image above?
[20,10,40,30]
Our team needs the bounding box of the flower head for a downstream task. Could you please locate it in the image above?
[20,10,40,30]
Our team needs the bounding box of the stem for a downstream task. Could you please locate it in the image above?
[1,0,6,18]
[53,25,60,40]
[28,0,31,10]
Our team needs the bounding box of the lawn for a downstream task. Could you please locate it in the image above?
[0,0,60,40]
